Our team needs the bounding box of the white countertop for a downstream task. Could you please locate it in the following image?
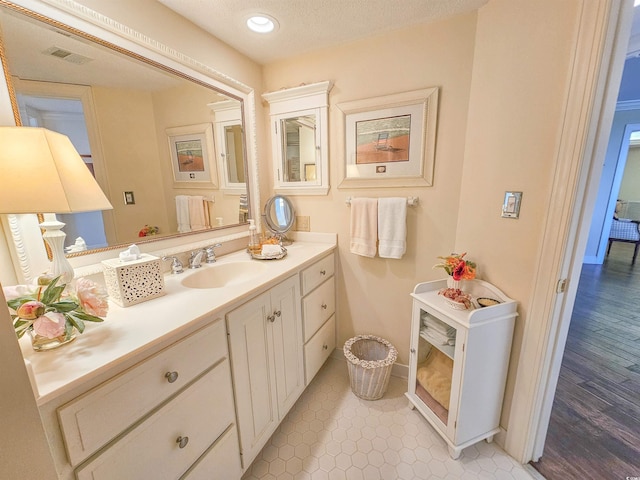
[20,235,336,405]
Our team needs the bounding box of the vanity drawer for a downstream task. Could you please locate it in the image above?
[304,315,336,384]
[301,253,334,295]
[181,425,242,480]
[59,319,227,466]
[76,359,235,480]
[302,276,335,342]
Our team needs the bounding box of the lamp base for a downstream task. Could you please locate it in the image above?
[40,220,74,284]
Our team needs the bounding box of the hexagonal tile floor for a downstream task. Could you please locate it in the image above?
[242,356,535,480]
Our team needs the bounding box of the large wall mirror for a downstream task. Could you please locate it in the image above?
[0,1,254,271]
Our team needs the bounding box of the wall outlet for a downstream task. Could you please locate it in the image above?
[295,216,310,232]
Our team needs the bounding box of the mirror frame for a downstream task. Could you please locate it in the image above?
[263,195,295,234]
[0,0,260,283]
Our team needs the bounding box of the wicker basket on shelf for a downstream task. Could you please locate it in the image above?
[343,335,398,400]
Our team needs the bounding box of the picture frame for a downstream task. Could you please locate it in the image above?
[166,123,218,188]
[337,87,438,188]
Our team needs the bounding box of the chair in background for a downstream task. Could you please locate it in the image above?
[607,217,640,264]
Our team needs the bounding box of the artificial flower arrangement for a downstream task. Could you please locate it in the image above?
[434,253,477,309]
[433,252,477,281]
[138,225,159,237]
[5,276,108,349]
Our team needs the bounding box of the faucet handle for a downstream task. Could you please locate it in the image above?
[205,243,223,263]
[162,256,184,274]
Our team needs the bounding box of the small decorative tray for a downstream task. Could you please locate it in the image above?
[248,247,287,261]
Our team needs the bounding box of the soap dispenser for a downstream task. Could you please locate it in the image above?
[248,219,261,254]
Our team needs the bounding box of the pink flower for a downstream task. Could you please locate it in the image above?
[75,278,109,317]
[32,312,66,339]
[16,301,45,320]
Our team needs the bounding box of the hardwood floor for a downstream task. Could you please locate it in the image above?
[531,243,640,480]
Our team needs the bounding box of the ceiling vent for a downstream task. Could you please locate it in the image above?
[42,46,93,65]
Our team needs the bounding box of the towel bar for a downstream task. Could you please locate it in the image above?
[345,196,419,207]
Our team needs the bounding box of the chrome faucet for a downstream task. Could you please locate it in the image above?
[162,256,184,274]
[205,243,223,263]
[189,249,206,269]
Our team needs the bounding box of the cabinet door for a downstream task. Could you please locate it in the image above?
[270,275,304,418]
[227,292,277,465]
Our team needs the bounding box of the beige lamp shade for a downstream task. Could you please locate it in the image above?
[0,127,113,214]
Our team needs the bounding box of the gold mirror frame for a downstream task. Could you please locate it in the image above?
[0,0,255,262]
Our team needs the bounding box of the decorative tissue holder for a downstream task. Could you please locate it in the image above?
[102,253,165,307]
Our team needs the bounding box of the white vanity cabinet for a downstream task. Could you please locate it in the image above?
[226,274,304,469]
[406,279,517,459]
[58,318,242,479]
[301,252,336,383]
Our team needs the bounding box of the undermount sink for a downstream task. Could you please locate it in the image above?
[181,261,268,289]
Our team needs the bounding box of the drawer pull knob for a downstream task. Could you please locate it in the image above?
[267,314,275,323]
[274,310,281,317]
[321,303,327,310]
[323,344,328,350]
[320,269,326,276]
[165,371,179,383]
[176,436,189,449]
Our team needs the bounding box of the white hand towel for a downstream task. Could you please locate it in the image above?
[378,197,407,259]
[176,195,191,233]
[188,195,207,231]
[350,198,378,257]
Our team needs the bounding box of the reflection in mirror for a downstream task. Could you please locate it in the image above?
[0,4,250,256]
[280,115,317,183]
[263,195,295,245]
[209,99,246,193]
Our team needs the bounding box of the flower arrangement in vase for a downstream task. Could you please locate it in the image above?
[434,252,477,309]
[5,276,108,351]
[138,225,159,237]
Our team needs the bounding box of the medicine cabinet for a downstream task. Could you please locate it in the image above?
[209,99,247,194]
[263,81,332,195]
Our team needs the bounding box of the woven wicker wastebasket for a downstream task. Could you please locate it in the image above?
[344,335,398,400]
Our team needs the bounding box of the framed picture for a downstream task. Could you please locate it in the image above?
[337,87,438,188]
[166,123,218,188]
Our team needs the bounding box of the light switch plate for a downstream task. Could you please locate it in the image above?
[502,191,522,219]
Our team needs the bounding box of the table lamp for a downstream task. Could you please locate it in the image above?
[0,127,113,283]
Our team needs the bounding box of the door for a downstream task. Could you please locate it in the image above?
[269,275,304,417]
[226,292,277,464]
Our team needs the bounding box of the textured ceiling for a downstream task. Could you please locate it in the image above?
[156,0,490,65]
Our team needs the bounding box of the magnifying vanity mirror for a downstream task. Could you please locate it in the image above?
[263,195,295,245]
[0,1,252,264]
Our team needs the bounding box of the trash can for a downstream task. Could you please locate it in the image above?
[344,335,398,400]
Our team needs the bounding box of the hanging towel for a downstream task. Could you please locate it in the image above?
[188,195,207,231]
[378,197,407,259]
[176,195,191,233]
[350,197,378,257]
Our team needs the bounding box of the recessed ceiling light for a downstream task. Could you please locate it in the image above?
[246,14,278,34]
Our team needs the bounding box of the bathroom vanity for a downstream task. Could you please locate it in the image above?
[21,236,336,479]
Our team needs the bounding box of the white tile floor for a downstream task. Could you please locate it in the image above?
[242,357,535,480]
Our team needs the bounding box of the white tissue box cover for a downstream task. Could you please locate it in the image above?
[101,254,165,307]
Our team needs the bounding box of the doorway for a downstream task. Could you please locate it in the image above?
[15,89,109,251]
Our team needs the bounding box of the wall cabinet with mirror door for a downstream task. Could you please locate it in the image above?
[263,81,331,195]
[0,0,258,284]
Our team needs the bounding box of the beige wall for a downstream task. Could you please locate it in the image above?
[92,87,169,243]
[0,289,57,479]
[619,146,640,201]
[263,14,478,365]
[457,0,582,428]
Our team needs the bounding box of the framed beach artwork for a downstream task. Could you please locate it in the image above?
[166,123,218,188]
[337,87,439,188]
